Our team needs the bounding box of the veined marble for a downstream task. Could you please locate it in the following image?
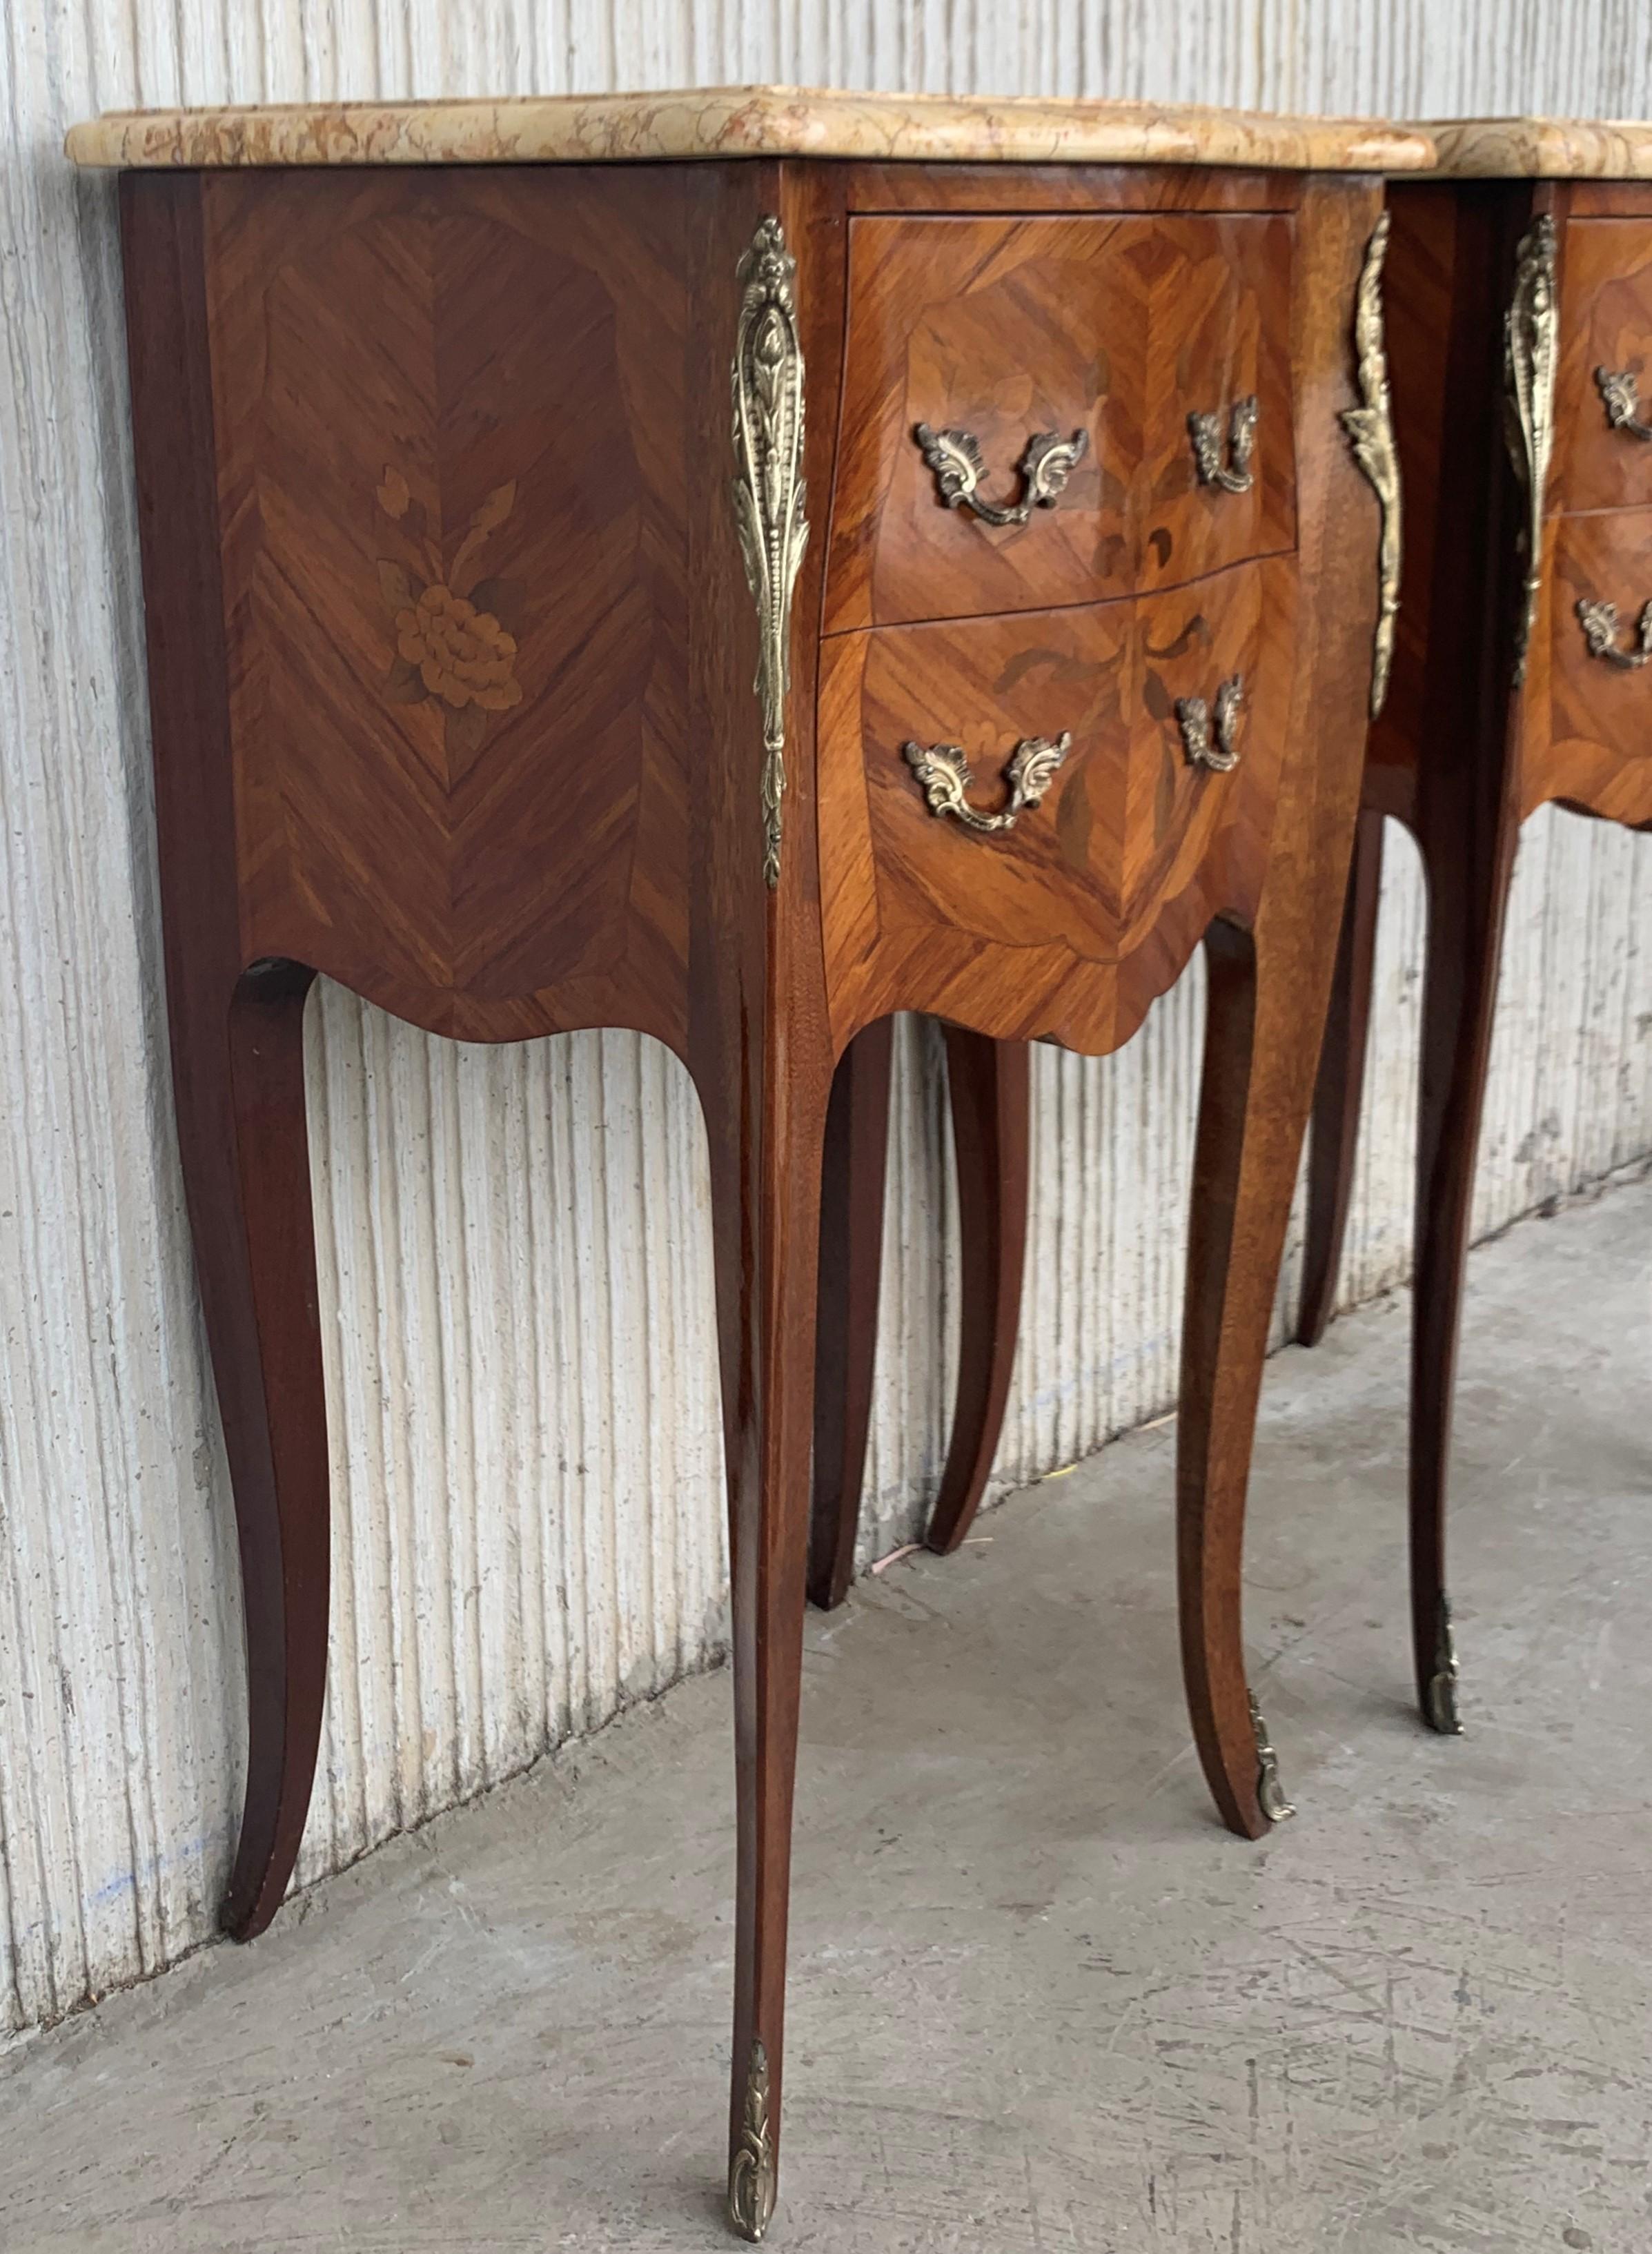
[1428,117,1652,178]
[66,85,1434,172]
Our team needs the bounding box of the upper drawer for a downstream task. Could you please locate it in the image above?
[1555,219,1652,514]
[823,212,1297,633]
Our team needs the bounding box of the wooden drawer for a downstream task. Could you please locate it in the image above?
[823,213,1296,632]
[1535,508,1652,823]
[1555,219,1652,513]
[819,557,1294,1043]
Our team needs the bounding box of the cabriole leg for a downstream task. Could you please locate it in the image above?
[1298,808,1386,1346]
[171,957,328,1939]
[925,1027,1030,1556]
[699,1043,831,2241]
[807,1016,894,1610]
[1179,920,1325,1839]
[810,1018,1032,1603]
[1408,805,1518,1734]
[121,177,334,1943]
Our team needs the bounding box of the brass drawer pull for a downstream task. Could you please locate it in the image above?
[1576,596,1652,668]
[1188,395,1259,493]
[913,422,1088,527]
[903,730,1071,833]
[1595,365,1652,442]
[1176,675,1243,771]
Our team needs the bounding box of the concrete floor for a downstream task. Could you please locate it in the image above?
[4,1179,1651,2253]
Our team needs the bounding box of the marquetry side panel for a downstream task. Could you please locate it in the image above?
[204,168,697,1049]
[818,554,1294,1053]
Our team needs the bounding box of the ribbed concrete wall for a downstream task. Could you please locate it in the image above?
[3,1,1651,2041]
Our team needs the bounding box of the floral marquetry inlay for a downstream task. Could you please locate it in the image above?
[376,469,524,748]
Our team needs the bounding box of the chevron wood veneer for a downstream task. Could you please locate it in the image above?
[208,168,698,1049]
[97,100,1404,2240]
[818,557,1295,1050]
[825,210,1296,629]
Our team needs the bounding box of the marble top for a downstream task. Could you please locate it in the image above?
[1428,117,1652,179]
[66,86,1434,173]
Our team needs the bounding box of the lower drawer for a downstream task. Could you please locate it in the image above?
[817,556,1295,1050]
[1537,509,1652,824]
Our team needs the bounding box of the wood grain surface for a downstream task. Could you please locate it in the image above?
[121,173,333,1944]
[807,1019,1031,1605]
[206,167,696,1051]
[818,560,1292,1053]
[1297,806,1386,1347]
[1553,217,1652,513]
[807,1016,895,1611]
[845,162,1303,214]
[825,211,1295,631]
[1535,504,1652,823]
[922,1026,1031,1558]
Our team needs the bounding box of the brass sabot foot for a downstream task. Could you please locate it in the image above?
[1424,1593,1463,1736]
[727,2039,776,2242]
[1249,1691,1296,1823]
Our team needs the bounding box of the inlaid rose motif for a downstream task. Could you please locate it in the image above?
[376,468,524,749]
[394,583,522,712]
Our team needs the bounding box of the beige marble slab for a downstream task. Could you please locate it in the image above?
[1428,117,1652,179]
[66,84,1433,173]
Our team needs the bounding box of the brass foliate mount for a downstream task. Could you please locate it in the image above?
[1249,1692,1296,1824]
[727,2038,776,2242]
[903,729,1071,834]
[1596,364,1652,442]
[1340,212,1402,719]
[1424,1593,1464,1736]
[1189,395,1259,493]
[1503,214,1557,688]
[1176,675,1243,772]
[731,217,810,892]
[914,420,1089,527]
[1576,596,1652,669]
